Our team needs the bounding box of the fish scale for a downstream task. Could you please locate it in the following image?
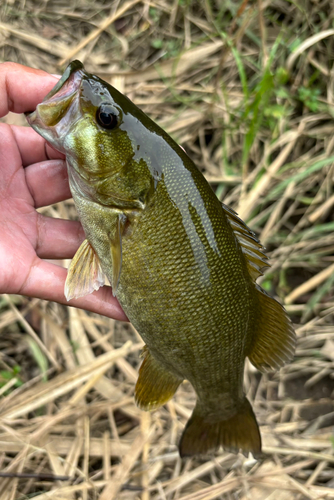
[118,178,251,394]
[27,60,296,458]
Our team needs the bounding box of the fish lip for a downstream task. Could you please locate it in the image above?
[26,61,85,128]
[44,60,84,101]
[26,61,84,120]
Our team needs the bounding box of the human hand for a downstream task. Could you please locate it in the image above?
[0,62,127,321]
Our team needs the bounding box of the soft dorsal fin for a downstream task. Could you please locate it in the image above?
[222,203,269,281]
[248,284,296,372]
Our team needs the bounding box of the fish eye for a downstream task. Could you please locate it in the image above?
[96,103,118,129]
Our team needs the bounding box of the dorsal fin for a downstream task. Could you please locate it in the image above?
[222,203,270,281]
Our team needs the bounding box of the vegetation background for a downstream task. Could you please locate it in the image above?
[0,0,334,498]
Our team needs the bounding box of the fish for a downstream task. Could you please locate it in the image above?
[27,60,296,457]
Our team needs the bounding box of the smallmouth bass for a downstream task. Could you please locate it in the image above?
[27,61,295,457]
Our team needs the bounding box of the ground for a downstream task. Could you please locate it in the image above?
[0,0,334,499]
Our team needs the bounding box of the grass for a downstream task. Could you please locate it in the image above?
[1,0,334,498]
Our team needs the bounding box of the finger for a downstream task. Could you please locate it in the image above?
[19,258,127,322]
[0,124,67,204]
[26,159,71,208]
[11,126,65,167]
[35,215,84,259]
[0,123,62,191]
[0,62,59,117]
[0,123,22,183]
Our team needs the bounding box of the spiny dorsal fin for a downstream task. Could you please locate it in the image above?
[222,203,270,281]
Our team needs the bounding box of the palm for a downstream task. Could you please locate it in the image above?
[0,156,39,295]
[0,133,64,295]
[0,62,126,321]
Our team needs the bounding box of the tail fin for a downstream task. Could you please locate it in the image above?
[179,398,261,458]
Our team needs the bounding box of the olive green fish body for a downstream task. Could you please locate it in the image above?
[27,61,296,457]
[71,126,254,411]
[118,179,253,397]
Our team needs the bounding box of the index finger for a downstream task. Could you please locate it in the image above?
[0,62,59,118]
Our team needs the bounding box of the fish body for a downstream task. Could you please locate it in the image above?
[27,61,295,457]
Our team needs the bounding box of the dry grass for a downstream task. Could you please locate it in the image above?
[1,0,334,498]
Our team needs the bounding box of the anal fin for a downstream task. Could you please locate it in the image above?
[248,284,296,372]
[135,347,183,411]
[65,239,105,301]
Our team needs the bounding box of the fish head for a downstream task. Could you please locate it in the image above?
[27,60,159,208]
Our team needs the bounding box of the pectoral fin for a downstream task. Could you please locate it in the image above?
[110,214,123,297]
[65,239,105,301]
[135,347,183,411]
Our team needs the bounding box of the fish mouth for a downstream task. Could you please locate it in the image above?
[26,60,85,129]
[44,60,84,100]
